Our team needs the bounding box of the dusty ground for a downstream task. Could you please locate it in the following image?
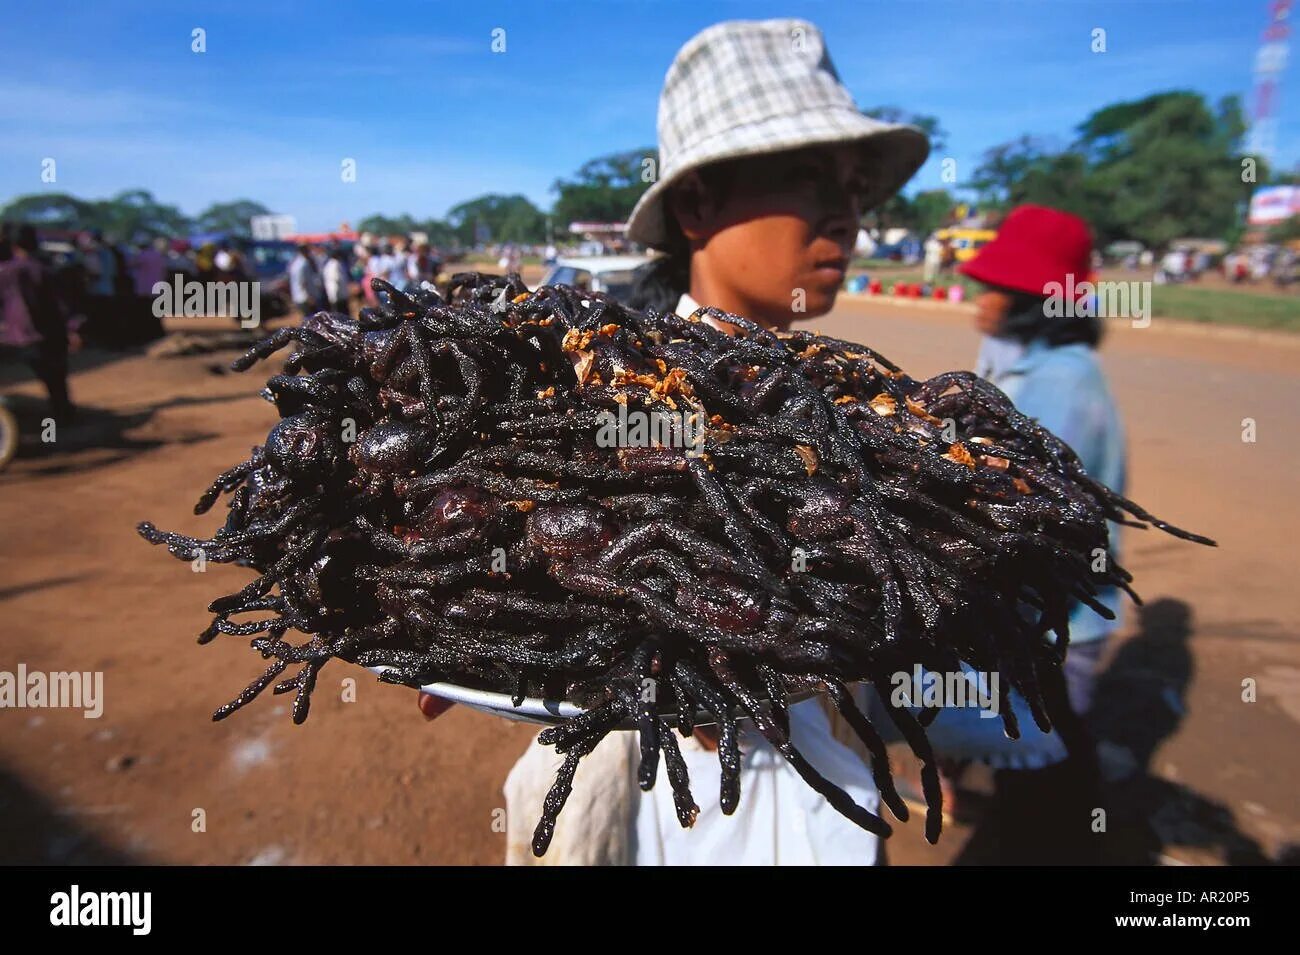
[1,289,1297,865]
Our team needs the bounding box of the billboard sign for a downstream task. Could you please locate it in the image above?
[1248,185,1300,225]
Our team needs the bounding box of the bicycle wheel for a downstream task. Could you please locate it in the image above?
[0,404,18,471]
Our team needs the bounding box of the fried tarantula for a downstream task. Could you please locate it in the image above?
[139,272,1213,855]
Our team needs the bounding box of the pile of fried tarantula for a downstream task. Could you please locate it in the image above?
[139,273,1212,855]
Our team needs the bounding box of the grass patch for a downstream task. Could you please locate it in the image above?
[850,259,1300,332]
[1148,285,1300,331]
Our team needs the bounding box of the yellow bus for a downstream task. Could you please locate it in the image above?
[935,227,998,263]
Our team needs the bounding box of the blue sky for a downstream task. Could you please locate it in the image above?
[0,0,1290,231]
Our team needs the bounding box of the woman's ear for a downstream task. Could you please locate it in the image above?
[667,170,715,242]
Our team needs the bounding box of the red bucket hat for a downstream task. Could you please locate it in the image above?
[959,205,1094,296]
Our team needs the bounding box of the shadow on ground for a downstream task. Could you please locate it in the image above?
[950,599,1270,865]
[1088,598,1269,864]
[0,391,251,479]
[0,763,147,865]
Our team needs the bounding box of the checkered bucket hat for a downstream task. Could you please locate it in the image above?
[627,18,930,249]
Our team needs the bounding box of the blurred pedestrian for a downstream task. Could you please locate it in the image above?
[195,241,218,283]
[361,244,385,306]
[906,204,1125,864]
[411,242,439,287]
[1191,249,1209,280]
[0,224,81,422]
[130,238,167,296]
[387,240,410,290]
[214,241,234,278]
[128,238,167,342]
[1273,247,1296,288]
[922,232,943,283]
[288,244,325,316]
[498,242,521,276]
[214,240,249,282]
[80,230,119,343]
[374,243,396,288]
[110,241,132,300]
[1158,246,1186,284]
[165,240,195,284]
[322,248,351,315]
[939,237,956,274]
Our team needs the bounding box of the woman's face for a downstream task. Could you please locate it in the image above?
[973,287,1013,336]
[673,144,874,329]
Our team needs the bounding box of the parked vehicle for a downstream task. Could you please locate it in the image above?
[540,255,650,302]
[244,240,296,319]
[934,227,997,263]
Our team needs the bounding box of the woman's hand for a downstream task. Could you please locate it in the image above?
[418,691,455,721]
[692,725,720,751]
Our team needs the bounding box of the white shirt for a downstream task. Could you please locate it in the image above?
[388,252,409,286]
[504,695,883,866]
[501,291,883,866]
[322,258,348,302]
[676,291,733,332]
[288,254,322,304]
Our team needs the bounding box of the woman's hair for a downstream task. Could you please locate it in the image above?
[626,160,736,314]
[995,286,1104,349]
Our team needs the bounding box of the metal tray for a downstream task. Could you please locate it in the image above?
[368,665,816,728]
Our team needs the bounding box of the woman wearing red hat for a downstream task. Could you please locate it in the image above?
[965,205,1105,356]
[907,205,1125,863]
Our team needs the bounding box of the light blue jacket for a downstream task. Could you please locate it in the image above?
[857,337,1131,769]
[976,336,1127,643]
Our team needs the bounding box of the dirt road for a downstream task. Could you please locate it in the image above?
[1,298,1296,865]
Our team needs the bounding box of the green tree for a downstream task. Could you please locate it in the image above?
[418,219,459,247]
[355,215,460,247]
[1009,152,1102,224]
[446,194,546,245]
[551,148,656,226]
[864,108,947,153]
[968,93,1252,248]
[865,188,955,236]
[967,135,1051,208]
[2,189,190,239]
[0,192,98,230]
[96,189,192,241]
[197,200,272,236]
[1079,92,1252,247]
[357,213,422,236]
[1268,215,1300,243]
[909,189,957,235]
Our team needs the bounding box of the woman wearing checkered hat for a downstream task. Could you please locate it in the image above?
[625,20,927,330]
[487,19,933,866]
